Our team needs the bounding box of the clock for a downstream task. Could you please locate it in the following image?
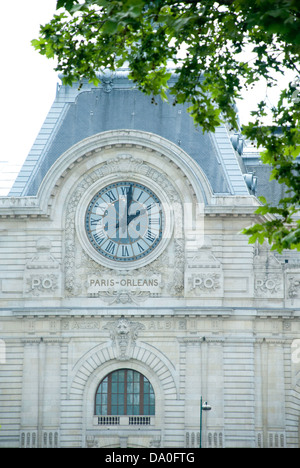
[85,181,164,263]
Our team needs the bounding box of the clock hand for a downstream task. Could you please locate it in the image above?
[117,186,143,231]
[126,184,133,216]
[116,188,132,232]
[127,208,146,226]
[116,200,126,231]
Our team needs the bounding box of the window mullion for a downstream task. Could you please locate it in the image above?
[124,369,128,415]
[108,374,112,415]
[140,374,144,415]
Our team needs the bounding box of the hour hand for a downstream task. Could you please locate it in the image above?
[127,208,146,226]
[116,197,128,232]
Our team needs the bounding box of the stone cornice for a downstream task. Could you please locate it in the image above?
[0,196,48,218]
[6,306,297,318]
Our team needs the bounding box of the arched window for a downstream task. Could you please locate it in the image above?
[95,369,155,416]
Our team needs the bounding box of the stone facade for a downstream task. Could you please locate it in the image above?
[1,75,300,448]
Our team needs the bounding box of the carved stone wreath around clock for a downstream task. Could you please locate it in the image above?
[64,151,184,296]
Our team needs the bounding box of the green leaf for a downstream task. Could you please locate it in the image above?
[71,4,89,13]
[57,0,78,11]
[31,39,41,50]
[102,20,119,35]
[258,195,267,204]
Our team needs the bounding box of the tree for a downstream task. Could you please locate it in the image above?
[32,0,300,253]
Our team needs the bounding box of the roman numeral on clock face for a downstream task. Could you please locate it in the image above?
[145,230,156,242]
[121,245,130,257]
[93,230,105,244]
[137,242,145,253]
[105,190,117,203]
[149,217,160,225]
[105,240,116,255]
[90,217,100,226]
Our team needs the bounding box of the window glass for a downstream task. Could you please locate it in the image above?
[95,369,155,416]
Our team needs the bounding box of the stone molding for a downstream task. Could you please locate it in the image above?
[68,339,178,400]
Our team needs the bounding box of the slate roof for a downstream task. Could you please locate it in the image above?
[9,68,251,198]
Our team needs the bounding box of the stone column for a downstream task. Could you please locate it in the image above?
[266,339,285,447]
[223,337,256,448]
[20,338,40,448]
[184,339,202,425]
[257,338,286,448]
[20,337,61,448]
[42,339,62,448]
[206,338,224,448]
[180,338,202,448]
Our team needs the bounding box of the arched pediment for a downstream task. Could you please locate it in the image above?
[37,129,214,213]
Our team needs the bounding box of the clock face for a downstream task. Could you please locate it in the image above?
[85,182,164,263]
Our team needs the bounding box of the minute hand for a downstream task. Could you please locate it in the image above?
[126,185,134,216]
[116,185,133,231]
